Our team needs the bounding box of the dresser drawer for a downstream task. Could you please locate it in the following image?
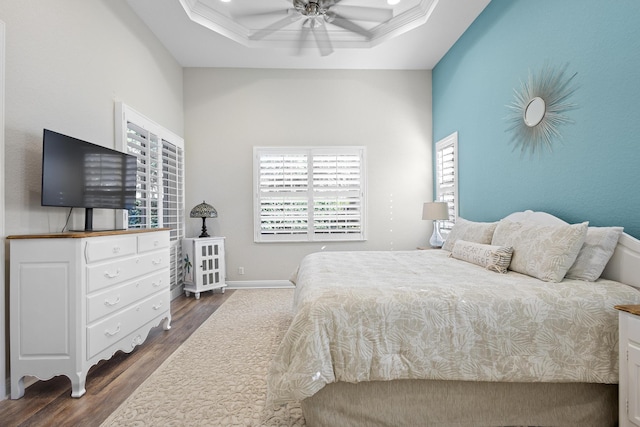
[86,271,169,323]
[85,236,137,263]
[86,249,169,293]
[86,291,169,359]
[138,231,170,253]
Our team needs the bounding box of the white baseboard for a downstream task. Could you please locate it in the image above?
[225,280,294,289]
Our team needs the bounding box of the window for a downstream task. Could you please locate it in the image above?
[254,147,366,242]
[115,103,185,295]
[435,132,458,234]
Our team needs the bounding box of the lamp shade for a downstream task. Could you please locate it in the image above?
[422,202,449,221]
[190,201,218,219]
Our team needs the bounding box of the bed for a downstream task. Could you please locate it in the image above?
[266,211,640,427]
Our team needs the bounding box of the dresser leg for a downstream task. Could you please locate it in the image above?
[162,315,172,331]
[11,375,25,399]
[70,373,86,398]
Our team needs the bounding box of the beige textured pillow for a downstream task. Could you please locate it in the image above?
[450,240,514,273]
[441,218,498,252]
[491,220,589,282]
[565,226,623,281]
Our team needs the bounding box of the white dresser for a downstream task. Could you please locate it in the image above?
[9,229,171,399]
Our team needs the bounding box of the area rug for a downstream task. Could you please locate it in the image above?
[100,289,305,427]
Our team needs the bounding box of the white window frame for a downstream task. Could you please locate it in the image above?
[115,102,185,296]
[435,132,458,234]
[253,146,367,243]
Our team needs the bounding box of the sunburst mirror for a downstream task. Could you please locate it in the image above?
[505,64,579,156]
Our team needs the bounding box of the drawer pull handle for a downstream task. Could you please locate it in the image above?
[104,269,121,279]
[152,258,162,265]
[104,295,121,307]
[153,302,163,310]
[105,323,121,337]
[112,246,121,254]
[154,240,159,247]
[152,280,162,288]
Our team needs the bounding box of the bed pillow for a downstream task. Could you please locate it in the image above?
[565,226,623,281]
[491,220,589,282]
[450,240,514,273]
[441,218,498,252]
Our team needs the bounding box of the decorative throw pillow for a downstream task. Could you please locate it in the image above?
[491,220,589,282]
[450,240,514,273]
[441,218,498,252]
[565,226,623,281]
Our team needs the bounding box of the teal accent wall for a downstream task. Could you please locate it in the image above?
[433,0,640,237]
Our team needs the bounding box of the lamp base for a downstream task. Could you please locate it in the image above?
[429,221,444,248]
[199,217,210,238]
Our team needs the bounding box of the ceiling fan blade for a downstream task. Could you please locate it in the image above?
[331,5,393,22]
[326,14,373,39]
[310,20,333,56]
[249,13,299,40]
[292,0,306,12]
[296,21,312,54]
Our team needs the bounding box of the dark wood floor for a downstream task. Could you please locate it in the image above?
[0,289,235,427]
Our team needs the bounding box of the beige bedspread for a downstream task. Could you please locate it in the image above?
[267,250,640,406]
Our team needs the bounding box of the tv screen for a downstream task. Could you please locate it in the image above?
[41,129,137,226]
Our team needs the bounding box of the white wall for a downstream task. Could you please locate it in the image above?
[0,0,183,398]
[1,0,184,235]
[184,68,433,282]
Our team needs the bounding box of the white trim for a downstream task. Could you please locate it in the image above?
[0,20,6,400]
[226,280,295,289]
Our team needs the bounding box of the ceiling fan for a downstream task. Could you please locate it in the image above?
[244,0,394,56]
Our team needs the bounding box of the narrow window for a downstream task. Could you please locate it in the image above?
[435,132,458,234]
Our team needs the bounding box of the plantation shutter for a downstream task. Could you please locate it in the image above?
[161,140,185,290]
[435,132,458,233]
[254,147,366,242]
[115,103,185,295]
[123,121,161,229]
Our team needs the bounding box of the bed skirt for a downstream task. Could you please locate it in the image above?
[300,379,617,427]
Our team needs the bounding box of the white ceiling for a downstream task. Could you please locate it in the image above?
[126,0,490,70]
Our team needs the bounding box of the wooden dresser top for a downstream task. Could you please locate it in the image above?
[7,228,170,239]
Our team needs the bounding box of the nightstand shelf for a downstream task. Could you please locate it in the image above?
[182,237,227,299]
[616,304,640,427]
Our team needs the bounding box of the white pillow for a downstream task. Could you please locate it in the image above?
[565,226,623,281]
[450,240,514,273]
[441,218,498,252]
[491,220,589,282]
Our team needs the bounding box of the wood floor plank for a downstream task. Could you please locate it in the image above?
[0,290,235,427]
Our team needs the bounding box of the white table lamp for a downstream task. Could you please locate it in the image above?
[422,202,449,248]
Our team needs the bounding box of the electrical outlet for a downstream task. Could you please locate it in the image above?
[238,267,245,275]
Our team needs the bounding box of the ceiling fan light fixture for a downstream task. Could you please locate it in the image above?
[306,2,320,17]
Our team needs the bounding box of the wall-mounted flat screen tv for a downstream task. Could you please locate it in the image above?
[41,129,137,231]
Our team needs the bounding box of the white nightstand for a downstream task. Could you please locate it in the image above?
[182,236,227,299]
[616,305,640,427]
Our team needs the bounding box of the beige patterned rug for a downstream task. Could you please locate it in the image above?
[100,289,305,427]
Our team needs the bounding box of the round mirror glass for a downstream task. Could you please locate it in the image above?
[523,96,546,127]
